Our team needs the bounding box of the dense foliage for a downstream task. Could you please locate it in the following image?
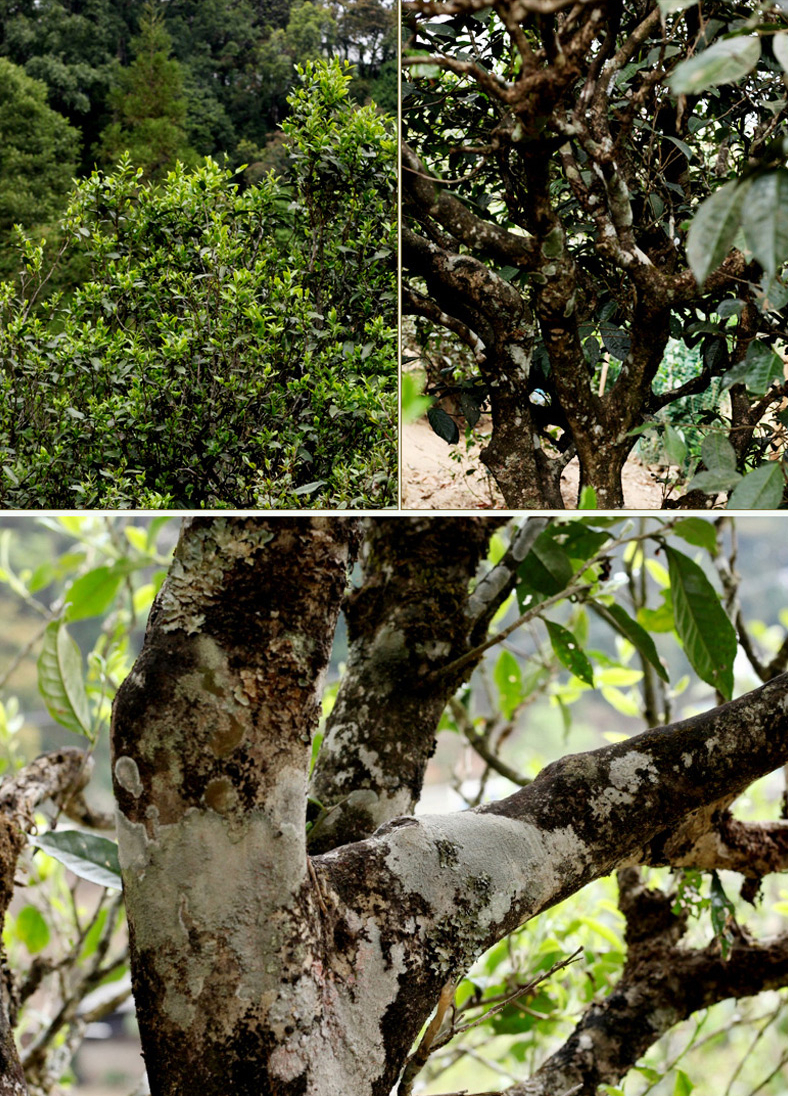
[0,61,396,508]
[403,0,788,509]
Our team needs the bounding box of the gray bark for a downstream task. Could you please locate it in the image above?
[107,517,788,1096]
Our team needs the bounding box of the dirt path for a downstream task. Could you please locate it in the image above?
[402,417,676,510]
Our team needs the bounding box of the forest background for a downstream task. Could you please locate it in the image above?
[0,0,396,269]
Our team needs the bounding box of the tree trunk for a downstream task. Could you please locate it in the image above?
[108,518,788,1096]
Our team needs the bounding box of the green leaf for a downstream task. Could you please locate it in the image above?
[774,31,788,73]
[665,546,737,698]
[578,486,598,509]
[635,1064,663,1083]
[639,596,676,634]
[701,433,736,472]
[741,339,784,395]
[599,323,631,361]
[663,424,687,466]
[545,620,594,686]
[674,1068,696,1096]
[518,531,574,599]
[37,621,91,738]
[669,35,761,95]
[427,406,460,444]
[494,649,522,719]
[727,463,784,509]
[742,170,788,279]
[672,518,718,556]
[31,831,122,890]
[15,905,50,954]
[459,390,482,428]
[686,180,748,288]
[402,372,432,424]
[687,469,742,494]
[64,565,125,622]
[597,602,669,681]
[80,906,109,961]
[292,480,328,497]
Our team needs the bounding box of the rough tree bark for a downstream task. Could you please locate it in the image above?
[0,749,94,1096]
[402,0,772,509]
[103,516,788,1096]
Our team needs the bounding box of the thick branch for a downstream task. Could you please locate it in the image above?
[508,912,788,1094]
[308,518,507,852]
[403,143,539,270]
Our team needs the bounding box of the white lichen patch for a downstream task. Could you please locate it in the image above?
[609,751,658,789]
[269,923,407,1095]
[383,812,590,931]
[118,805,308,1028]
[114,756,143,798]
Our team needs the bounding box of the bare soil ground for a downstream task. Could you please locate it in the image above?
[402,416,678,510]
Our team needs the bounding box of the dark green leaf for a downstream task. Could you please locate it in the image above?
[545,620,594,686]
[672,518,718,555]
[518,531,574,600]
[709,871,735,960]
[599,323,631,361]
[665,546,737,698]
[459,390,482,428]
[427,406,460,444]
[596,602,668,681]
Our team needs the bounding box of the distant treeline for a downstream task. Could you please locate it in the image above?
[0,0,395,275]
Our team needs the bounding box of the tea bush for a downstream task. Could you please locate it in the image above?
[0,59,396,509]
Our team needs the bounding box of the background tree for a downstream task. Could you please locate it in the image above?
[402,0,788,509]
[2,515,788,1093]
[0,59,79,276]
[95,3,196,180]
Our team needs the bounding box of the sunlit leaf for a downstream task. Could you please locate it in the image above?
[31,831,122,890]
[37,620,91,738]
[494,649,522,719]
[15,905,50,954]
[669,35,761,95]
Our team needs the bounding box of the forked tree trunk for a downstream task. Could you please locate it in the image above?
[109,518,788,1095]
